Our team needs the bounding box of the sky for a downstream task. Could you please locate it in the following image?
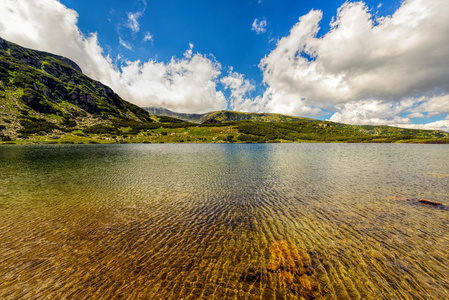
[0,0,449,131]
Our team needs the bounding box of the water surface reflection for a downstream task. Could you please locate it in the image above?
[0,144,448,299]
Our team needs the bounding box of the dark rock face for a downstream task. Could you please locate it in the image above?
[204,118,220,124]
[56,56,82,73]
[42,60,80,78]
[0,37,6,50]
[20,56,42,69]
[68,88,99,113]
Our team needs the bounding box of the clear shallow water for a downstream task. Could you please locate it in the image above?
[0,143,448,299]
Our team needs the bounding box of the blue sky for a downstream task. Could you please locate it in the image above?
[61,0,400,95]
[0,0,449,131]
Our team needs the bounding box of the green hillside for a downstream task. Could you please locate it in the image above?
[144,107,206,123]
[331,123,448,139]
[201,111,312,123]
[143,107,312,123]
[1,37,448,145]
[0,37,152,140]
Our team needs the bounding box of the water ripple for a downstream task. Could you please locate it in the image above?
[0,144,448,299]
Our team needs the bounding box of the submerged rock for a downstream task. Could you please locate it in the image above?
[267,240,324,300]
[418,199,443,206]
[387,196,447,210]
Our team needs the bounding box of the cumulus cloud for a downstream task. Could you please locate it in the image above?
[410,94,449,115]
[252,18,268,34]
[259,0,449,127]
[328,95,449,131]
[0,0,226,113]
[221,68,255,111]
[328,99,413,125]
[119,50,226,112]
[1,0,449,130]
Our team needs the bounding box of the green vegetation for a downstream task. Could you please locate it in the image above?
[202,111,311,123]
[18,117,58,135]
[1,37,448,145]
[235,121,372,142]
[0,37,151,123]
[2,117,448,145]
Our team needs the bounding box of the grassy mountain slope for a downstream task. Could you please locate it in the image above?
[1,37,447,144]
[0,37,152,139]
[144,107,448,140]
[230,120,448,143]
[143,107,312,124]
[144,107,206,123]
[201,111,312,123]
[330,123,448,139]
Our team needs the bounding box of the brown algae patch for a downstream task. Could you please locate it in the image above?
[267,240,325,300]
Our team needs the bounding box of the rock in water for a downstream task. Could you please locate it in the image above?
[267,240,324,300]
[418,199,443,206]
[387,196,447,210]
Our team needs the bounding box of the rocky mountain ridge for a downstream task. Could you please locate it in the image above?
[0,37,152,139]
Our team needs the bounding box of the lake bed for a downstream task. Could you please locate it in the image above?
[1,144,448,299]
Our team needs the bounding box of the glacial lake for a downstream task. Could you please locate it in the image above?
[0,143,448,299]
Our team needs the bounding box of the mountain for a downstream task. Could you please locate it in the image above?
[0,37,152,139]
[201,111,312,123]
[143,107,311,123]
[144,107,206,123]
[143,107,448,139]
[1,37,447,144]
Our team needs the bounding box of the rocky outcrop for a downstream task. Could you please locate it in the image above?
[0,36,150,122]
[54,56,82,73]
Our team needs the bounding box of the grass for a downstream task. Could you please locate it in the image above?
[2,121,448,145]
[1,125,241,145]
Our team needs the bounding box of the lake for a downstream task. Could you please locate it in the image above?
[0,143,448,299]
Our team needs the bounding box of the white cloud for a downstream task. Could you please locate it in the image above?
[143,32,154,43]
[221,68,255,111]
[119,37,133,50]
[1,0,449,130]
[392,120,449,132]
[252,18,268,34]
[328,99,413,125]
[328,96,449,130]
[124,0,147,34]
[184,43,194,59]
[0,0,226,113]
[410,94,449,115]
[126,12,142,33]
[259,0,449,126]
[119,48,226,112]
[407,112,425,119]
